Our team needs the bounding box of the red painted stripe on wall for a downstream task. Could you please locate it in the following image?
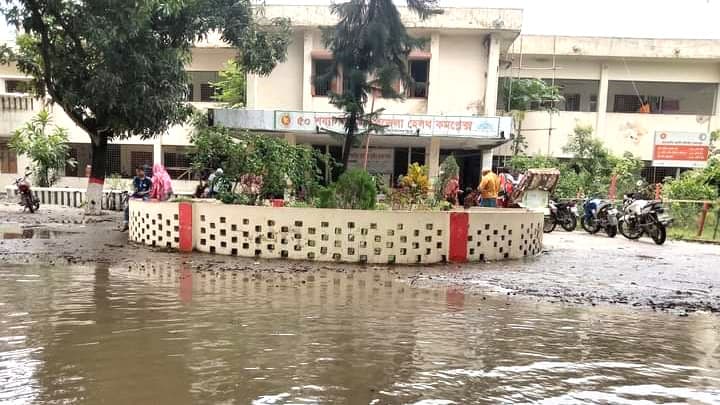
[178,202,193,253]
[448,212,469,263]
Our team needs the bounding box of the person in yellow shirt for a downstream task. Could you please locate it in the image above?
[478,169,500,207]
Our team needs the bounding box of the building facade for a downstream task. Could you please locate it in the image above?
[1,5,718,192]
[497,35,720,182]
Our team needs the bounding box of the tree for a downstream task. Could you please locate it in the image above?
[9,109,75,187]
[2,0,291,213]
[212,60,246,108]
[322,0,441,170]
[434,155,459,201]
[501,78,563,155]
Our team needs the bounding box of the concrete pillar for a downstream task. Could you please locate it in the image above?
[484,34,501,117]
[426,33,441,114]
[246,74,259,109]
[284,133,297,145]
[0,79,5,93]
[153,137,162,166]
[596,63,609,137]
[482,149,494,171]
[302,30,314,112]
[427,137,441,181]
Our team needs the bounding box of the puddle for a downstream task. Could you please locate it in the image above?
[0,224,78,240]
[1,262,719,404]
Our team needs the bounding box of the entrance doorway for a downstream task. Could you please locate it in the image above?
[440,150,482,192]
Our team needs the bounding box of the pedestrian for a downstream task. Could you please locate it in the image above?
[122,166,153,231]
[207,168,224,197]
[498,168,515,208]
[444,175,461,206]
[477,169,500,207]
[150,163,174,201]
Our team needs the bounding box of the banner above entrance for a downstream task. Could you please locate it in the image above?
[652,131,710,168]
[273,111,508,139]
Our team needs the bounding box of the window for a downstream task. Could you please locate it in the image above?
[164,151,192,179]
[312,59,334,97]
[130,151,153,174]
[407,59,429,98]
[107,145,122,176]
[200,83,219,102]
[589,95,598,112]
[0,142,17,174]
[187,71,219,102]
[608,81,715,114]
[563,94,581,111]
[613,94,642,113]
[5,80,31,94]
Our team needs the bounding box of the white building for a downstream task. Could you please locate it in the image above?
[1,5,718,191]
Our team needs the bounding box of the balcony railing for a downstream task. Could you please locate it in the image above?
[0,94,37,111]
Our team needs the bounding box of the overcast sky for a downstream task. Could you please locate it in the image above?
[3,0,720,40]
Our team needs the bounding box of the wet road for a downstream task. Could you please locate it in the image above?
[2,263,720,404]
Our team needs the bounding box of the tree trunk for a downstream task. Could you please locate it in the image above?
[85,135,108,215]
[340,114,357,171]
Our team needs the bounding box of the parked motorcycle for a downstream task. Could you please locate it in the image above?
[14,172,40,213]
[618,193,672,245]
[543,200,578,233]
[581,198,618,237]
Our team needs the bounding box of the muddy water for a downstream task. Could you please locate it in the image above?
[0,224,77,240]
[1,263,719,404]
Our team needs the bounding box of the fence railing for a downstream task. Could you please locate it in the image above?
[0,94,38,111]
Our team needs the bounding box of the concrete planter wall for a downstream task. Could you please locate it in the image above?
[129,200,544,264]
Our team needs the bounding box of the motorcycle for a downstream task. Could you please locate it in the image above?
[14,172,40,213]
[618,193,672,245]
[581,198,618,237]
[543,200,578,233]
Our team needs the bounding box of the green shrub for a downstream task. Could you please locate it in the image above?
[315,186,338,209]
[334,169,377,210]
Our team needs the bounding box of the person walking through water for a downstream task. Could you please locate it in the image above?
[121,166,152,232]
[478,169,500,207]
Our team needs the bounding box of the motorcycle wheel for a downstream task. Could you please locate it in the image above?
[581,216,600,234]
[618,219,642,240]
[605,225,617,238]
[33,198,40,212]
[24,195,35,213]
[543,216,557,233]
[561,215,577,232]
[648,222,667,245]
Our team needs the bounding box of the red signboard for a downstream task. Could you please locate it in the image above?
[652,131,711,168]
[653,145,709,161]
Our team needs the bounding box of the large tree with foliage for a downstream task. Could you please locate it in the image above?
[501,78,563,155]
[322,0,441,170]
[2,0,290,212]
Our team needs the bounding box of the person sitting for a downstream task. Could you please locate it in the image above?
[150,163,173,201]
[207,168,224,197]
[122,167,152,231]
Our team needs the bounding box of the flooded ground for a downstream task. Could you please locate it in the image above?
[0,223,78,240]
[2,262,720,404]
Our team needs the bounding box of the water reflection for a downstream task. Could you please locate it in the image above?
[0,224,78,240]
[0,262,719,404]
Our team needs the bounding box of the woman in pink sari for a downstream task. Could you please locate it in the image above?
[150,163,173,201]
